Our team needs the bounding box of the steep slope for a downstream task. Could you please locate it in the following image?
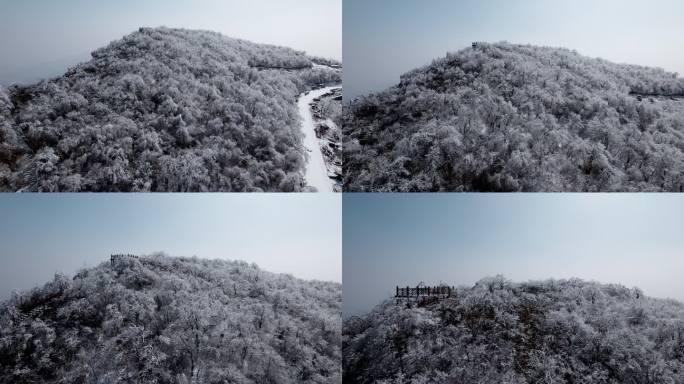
[0,254,341,383]
[313,87,343,191]
[0,27,341,191]
[343,277,684,384]
[298,86,338,192]
[343,42,684,191]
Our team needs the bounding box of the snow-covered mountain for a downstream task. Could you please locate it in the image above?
[0,27,341,192]
[343,42,684,192]
[0,254,341,383]
[343,276,684,383]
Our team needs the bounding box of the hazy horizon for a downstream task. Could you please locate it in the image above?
[344,0,684,100]
[0,194,342,300]
[343,194,684,317]
[0,0,341,86]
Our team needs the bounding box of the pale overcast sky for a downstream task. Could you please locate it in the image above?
[0,194,341,299]
[0,0,341,85]
[344,0,684,99]
[344,194,684,317]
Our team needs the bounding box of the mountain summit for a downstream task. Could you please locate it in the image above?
[0,27,341,192]
[343,277,684,384]
[343,42,684,192]
[0,254,341,383]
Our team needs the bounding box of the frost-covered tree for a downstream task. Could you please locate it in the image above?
[343,276,684,384]
[0,253,341,383]
[0,27,341,191]
[344,42,684,192]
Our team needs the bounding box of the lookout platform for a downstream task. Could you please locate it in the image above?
[395,284,455,298]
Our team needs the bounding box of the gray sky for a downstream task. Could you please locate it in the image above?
[0,194,341,300]
[343,194,684,317]
[0,0,341,85]
[344,0,684,99]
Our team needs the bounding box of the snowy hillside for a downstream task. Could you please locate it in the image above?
[0,27,341,191]
[298,86,343,192]
[314,87,343,191]
[343,42,684,192]
[0,254,341,383]
[343,276,684,384]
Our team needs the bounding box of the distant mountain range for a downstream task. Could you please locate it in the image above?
[0,27,341,191]
[343,276,684,384]
[343,42,684,192]
[0,254,341,383]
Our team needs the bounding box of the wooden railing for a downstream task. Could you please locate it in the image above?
[395,285,455,298]
[111,254,139,265]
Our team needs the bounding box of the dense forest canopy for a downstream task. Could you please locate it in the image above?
[0,27,341,191]
[343,42,684,191]
[343,276,684,384]
[0,254,341,383]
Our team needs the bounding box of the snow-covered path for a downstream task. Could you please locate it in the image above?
[297,86,340,192]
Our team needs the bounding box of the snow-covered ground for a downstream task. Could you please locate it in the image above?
[298,86,340,192]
